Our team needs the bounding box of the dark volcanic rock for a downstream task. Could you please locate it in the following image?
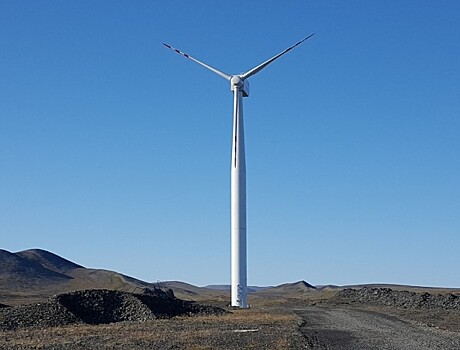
[0,288,225,330]
[54,289,154,324]
[0,299,81,330]
[335,287,460,311]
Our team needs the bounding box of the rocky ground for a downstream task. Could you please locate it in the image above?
[326,287,460,334]
[295,306,460,350]
[333,287,460,310]
[1,287,460,349]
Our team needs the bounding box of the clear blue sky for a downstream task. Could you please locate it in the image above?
[1,1,459,287]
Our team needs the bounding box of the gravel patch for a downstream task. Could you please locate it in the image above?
[296,306,460,349]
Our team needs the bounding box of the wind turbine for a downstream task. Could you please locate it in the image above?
[163,34,314,308]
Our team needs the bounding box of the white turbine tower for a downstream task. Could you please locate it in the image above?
[163,34,314,308]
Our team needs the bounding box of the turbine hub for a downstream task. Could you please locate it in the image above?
[231,75,244,88]
[230,75,249,96]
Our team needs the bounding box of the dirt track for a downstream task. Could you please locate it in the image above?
[295,306,460,349]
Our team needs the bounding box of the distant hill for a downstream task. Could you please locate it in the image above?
[255,280,316,297]
[3,249,457,307]
[0,249,224,306]
[17,249,83,274]
[0,249,151,305]
[0,249,73,287]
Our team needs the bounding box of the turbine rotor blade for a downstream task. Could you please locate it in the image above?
[163,43,231,81]
[241,33,315,80]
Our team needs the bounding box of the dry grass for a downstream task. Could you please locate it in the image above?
[0,308,306,350]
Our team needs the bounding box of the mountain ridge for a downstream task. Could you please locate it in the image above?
[2,248,458,306]
[17,249,83,274]
[0,249,73,286]
[0,249,225,305]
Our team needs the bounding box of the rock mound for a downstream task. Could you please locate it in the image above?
[0,288,225,330]
[0,298,80,329]
[335,287,460,310]
[53,289,155,324]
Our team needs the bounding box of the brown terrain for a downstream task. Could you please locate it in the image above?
[1,248,460,349]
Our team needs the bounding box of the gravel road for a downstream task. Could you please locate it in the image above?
[295,306,460,349]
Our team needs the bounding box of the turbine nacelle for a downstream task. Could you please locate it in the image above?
[231,75,250,97]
